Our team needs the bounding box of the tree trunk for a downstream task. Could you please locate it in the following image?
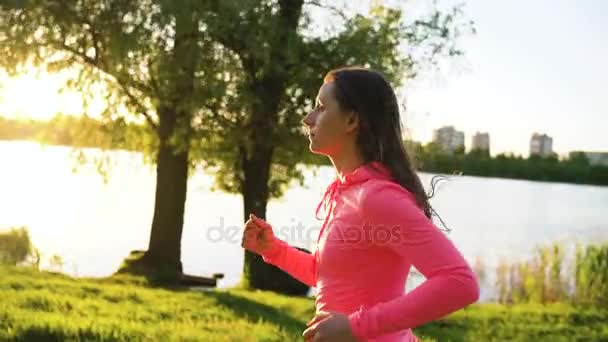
[240,140,311,296]
[144,109,189,276]
[143,150,188,275]
[241,140,274,289]
[116,106,190,281]
[240,0,306,292]
[240,79,306,292]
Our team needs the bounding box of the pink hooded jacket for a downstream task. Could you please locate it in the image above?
[261,161,480,341]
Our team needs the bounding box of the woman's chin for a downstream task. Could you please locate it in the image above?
[309,145,330,157]
[308,142,322,154]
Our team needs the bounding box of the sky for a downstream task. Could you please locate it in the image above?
[403,0,608,156]
[0,0,606,156]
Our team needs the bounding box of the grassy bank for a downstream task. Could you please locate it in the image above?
[1,266,606,341]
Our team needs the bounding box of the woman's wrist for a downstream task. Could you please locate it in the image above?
[260,235,284,260]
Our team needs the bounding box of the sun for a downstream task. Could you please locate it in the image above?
[0,65,102,121]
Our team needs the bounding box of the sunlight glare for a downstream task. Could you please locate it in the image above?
[0,65,106,121]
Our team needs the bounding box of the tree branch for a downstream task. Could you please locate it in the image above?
[53,41,158,130]
[147,58,161,96]
[50,1,159,129]
[304,0,348,22]
[118,82,159,132]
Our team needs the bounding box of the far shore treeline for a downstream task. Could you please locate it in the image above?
[2,115,606,186]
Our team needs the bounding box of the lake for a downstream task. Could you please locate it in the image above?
[1,140,607,301]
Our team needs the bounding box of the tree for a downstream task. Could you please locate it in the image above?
[0,0,236,280]
[453,144,466,155]
[0,0,472,289]
[0,226,36,266]
[469,148,490,159]
[200,1,473,290]
[567,152,589,166]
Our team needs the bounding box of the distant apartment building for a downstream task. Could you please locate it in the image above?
[471,132,490,153]
[432,126,465,153]
[569,151,608,166]
[585,152,608,166]
[530,133,553,157]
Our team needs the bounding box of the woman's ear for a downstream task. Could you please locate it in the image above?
[345,112,359,134]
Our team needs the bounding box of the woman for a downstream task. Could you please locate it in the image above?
[241,67,480,342]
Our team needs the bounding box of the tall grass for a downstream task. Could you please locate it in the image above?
[575,243,608,307]
[495,241,607,306]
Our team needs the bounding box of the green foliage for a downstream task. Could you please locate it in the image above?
[0,265,606,341]
[575,243,608,307]
[196,1,473,199]
[0,0,473,198]
[0,0,472,198]
[0,227,38,266]
[0,115,152,151]
[495,241,608,307]
[0,0,236,165]
[0,117,46,141]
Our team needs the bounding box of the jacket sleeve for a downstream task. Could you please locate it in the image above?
[260,237,317,287]
[348,183,480,340]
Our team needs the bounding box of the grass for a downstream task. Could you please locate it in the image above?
[414,302,607,342]
[494,241,608,307]
[1,266,607,341]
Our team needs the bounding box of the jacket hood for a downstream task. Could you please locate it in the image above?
[339,161,393,186]
[315,161,393,219]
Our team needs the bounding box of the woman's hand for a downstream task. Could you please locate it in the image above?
[241,213,275,255]
[302,311,358,342]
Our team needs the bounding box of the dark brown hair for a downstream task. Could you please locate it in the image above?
[324,67,433,218]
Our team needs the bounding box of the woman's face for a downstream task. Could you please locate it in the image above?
[301,81,357,156]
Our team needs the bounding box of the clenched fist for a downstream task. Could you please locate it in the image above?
[241,213,276,255]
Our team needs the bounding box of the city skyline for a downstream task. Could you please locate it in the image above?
[429,125,567,158]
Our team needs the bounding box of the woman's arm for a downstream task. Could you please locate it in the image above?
[348,182,480,340]
[261,237,317,287]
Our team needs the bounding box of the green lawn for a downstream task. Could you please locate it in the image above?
[1,266,606,341]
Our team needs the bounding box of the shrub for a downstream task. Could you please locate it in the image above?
[0,226,38,267]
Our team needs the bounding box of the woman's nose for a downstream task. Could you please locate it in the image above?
[301,111,315,127]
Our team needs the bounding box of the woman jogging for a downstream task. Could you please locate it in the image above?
[241,67,480,342]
